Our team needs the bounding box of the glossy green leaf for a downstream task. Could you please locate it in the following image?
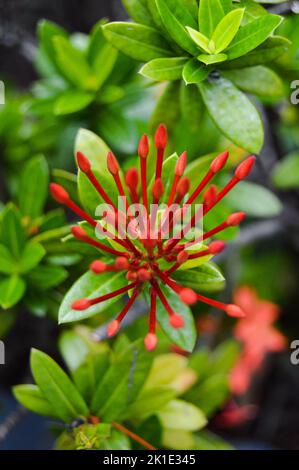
[122,0,155,26]
[198,53,227,65]
[26,265,68,290]
[158,399,207,430]
[0,244,16,274]
[155,0,199,55]
[198,0,225,37]
[124,386,176,421]
[226,14,283,60]
[199,76,264,153]
[54,90,94,115]
[209,339,240,376]
[223,65,284,98]
[102,22,174,61]
[224,180,283,217]
[186,27,210,53]
[182,58,210,84]
[140,57,188,81]
[185,374,229,416]
[18,155,49,219]
[30,349,89,423]
[73,352,110,404]
[91,43,118,89]
[0,276,26,309]
[154,284,196,352]
[37,20,68,72]
[13,384,59,418]
[102,429,131,450]
[211,8,244,53]
[195,430,233,450]
[0,204,26,259]
[222,36,290,69]
[87,20,107,64]
[180,82,204,131]
[91,340,153,421]
[272,152,299,189]
[19,242,46,274]
[173,263,225,292]
[59,271,124,323]
[181,0,199,22]
[53,36,97,90]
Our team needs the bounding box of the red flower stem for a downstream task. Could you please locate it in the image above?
[182,221,228,249]
[165,175,241,253]
[140,157,148,214]
[151,279,176,319]
[149,287,157,333]
[186,170,214,205]
[188,248,210,260]
[73,229,126,257]
[167,175,180,206]
[195,293,229,311]
[88,282,139,306]
[154,268,182,295]
[111,422,156,451]
[85,170,117,212]
[66,200,97,228]
[116,288,140,323]
[113,173,129,211]
[155,148,164,181]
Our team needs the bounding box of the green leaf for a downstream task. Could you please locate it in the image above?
[209,339,240,375]
[75,423,111,449]
[122,0,154,27]
[198,0,225,38]
[226,14,283,60]
[158,399,207,430]
[13,384,59,418]
[97,85,124,104]
[91,340,153,421]
[30,349,89,423]
[0,244,16,274]
[140,57,188,81]
[272,152,299,190]
[154,284,196,352]
[73,352,110,404]
[186,27,211,53]
[173,263,225,292]
[222,36,290,69]
[37,20,68,72]
[155,0,199,55]
[124,386,176,421]
[19,242,46,274]
[211,8,244,54]
[26,265,68,290]
[223,65,284,98]
[182,58,210,84]
[181,0,199,22]
[59,271,124,324]
[150,81,181,134]
[53,36,97,91]
[199,76,264,153]
[54,90,94,115]
[18,155,49,219]
[195,430,233,450]
[0,276,26,309]
[102,22,174,61]
[223,180,283,217]
[91,43,118,89]
[180,83,204,132]
[198,53,227,65]
[185,374,229,416]
[0,204,26,259]
[185,153,215,194]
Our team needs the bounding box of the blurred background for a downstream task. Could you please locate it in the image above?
[0,0,299,450]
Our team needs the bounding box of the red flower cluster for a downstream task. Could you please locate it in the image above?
[230,286,286,395]
[50,124,255,351]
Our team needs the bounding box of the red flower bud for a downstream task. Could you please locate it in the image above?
[72,298,91,310]
[137,268,151,282]
[209,241,226,254]
[125,168,139,189]
[144,333,158,352]
[226,304,246,318]
[210,151,229,174]
[50,183,70,204]
[180,288,197,305]
[176,177,190,197]
[227,212,246,226]
[107,151,119,175]
[107,320,120,337]
[155,123,168,150]
[90,260,107,273]
[170,313,184,329]
[138,134,149,159]
[152,178,164,201]
[115,257,129,270]
[76,151,91,173]
[175,151,187,177]
[235,156,256,180]
[177,250,189,264]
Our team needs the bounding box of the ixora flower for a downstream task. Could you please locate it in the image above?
[50,124,255,352]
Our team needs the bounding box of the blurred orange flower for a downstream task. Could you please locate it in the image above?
[230,286,286,395]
